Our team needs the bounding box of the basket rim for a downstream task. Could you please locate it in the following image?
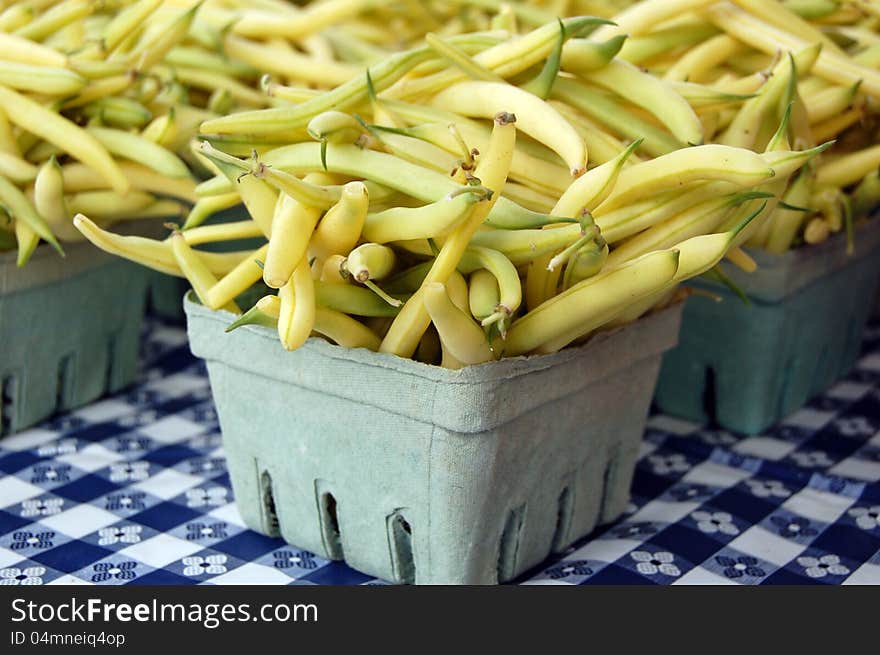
[184,290,683,386]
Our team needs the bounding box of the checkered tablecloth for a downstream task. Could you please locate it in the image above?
[1,320,879,586]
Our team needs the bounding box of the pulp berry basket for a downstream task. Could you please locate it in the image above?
[0,241,150,436]
[185,294,683,585]
[148,206,258,323]
[655,218,880,435]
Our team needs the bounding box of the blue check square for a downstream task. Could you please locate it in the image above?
[0,559,64,586]
[703,547,777,585]
[164,548,245,582]
[80,522,159,552]
[780,547,859,584]
[168,519,243,547]
[616,544,694,583]
[760,509,826,545]
[0,523,72,557]
[810,523,879,562]
[72,555,155,585]
[51,474,121,503]
[211,530,284,561]
[0,509,30,535]
[141,443,203,467]
[0,451,43,475]
[129,501,201,532]
[254,547,329,580]
[298,563,374,586]
[532,558,605,584]
[97,489,163,517]
[31,540,114,573]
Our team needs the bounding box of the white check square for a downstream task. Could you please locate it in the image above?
[728,526,805,566]
[145,373,207,397]
[781,408,835,430]
[568,538,642,564]
[136,415,207,443]
[646,415,701,435]
[118,533,202,568]
[674,566,738,585]
[73,399,136,423]
[638,440,658,459]
[211,562,294,585]
[57,443,124,473]
[632,500,701,524]
[40,505,119,538]
[2,428,60,452]
[131,468,202,500]
[734,437,798,461]
[521,579,574,586]
[825,381,871,401]
[782,488,853,523]
[208,503,247,528]
[683,461,753,487]
[856,353,880,372]
[828,457,880,483]
[0,546,24,568]
[842,562,880,585]
[47,574,95,586]
[0,476,43,508]
[149,325,189,348]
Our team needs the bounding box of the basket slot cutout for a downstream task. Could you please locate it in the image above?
[105,333,118,392]
[599,446,619,522]
[1,372,18,436]
[56,353,75,412]
[814,346,830,389]
[702,365,718,425]
[550,485,574,553]
[315,481,344,560]
[777,356,796,419]
[259,470,280,537]
[844,318,861,367]
[497,504,526,583]
[387,510,416,584]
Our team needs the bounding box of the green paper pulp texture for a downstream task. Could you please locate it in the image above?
[656,219,880,435]
[185,295,683,585]
[0,241,149,436]
[149,205,262,322]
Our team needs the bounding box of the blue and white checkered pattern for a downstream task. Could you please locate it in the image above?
[1,321,879,586]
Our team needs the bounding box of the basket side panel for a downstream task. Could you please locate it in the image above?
[205,358,435,584]
[425,352,665,584]
[190,299,682,584]
[656,243,880,434]
[1,260,148,435]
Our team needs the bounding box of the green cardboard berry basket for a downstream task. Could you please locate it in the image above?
[0,240,150,437]
[185,293,683,585]
[655,218,880,435]
[148,205,259,323]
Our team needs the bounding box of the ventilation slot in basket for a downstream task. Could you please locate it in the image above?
[1,373,18,437]
[550,486,574,553]
[259,470,280,537]
[777,356,796,418]
[599,448,619,523]
[105,333,118,392]
[813,346,830,394]
[497,504,525,583]
[387,510,416,585]
[844,318,861,369]
[56,354,75,413]
[702,366,718,424]
[315,481,344,560]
